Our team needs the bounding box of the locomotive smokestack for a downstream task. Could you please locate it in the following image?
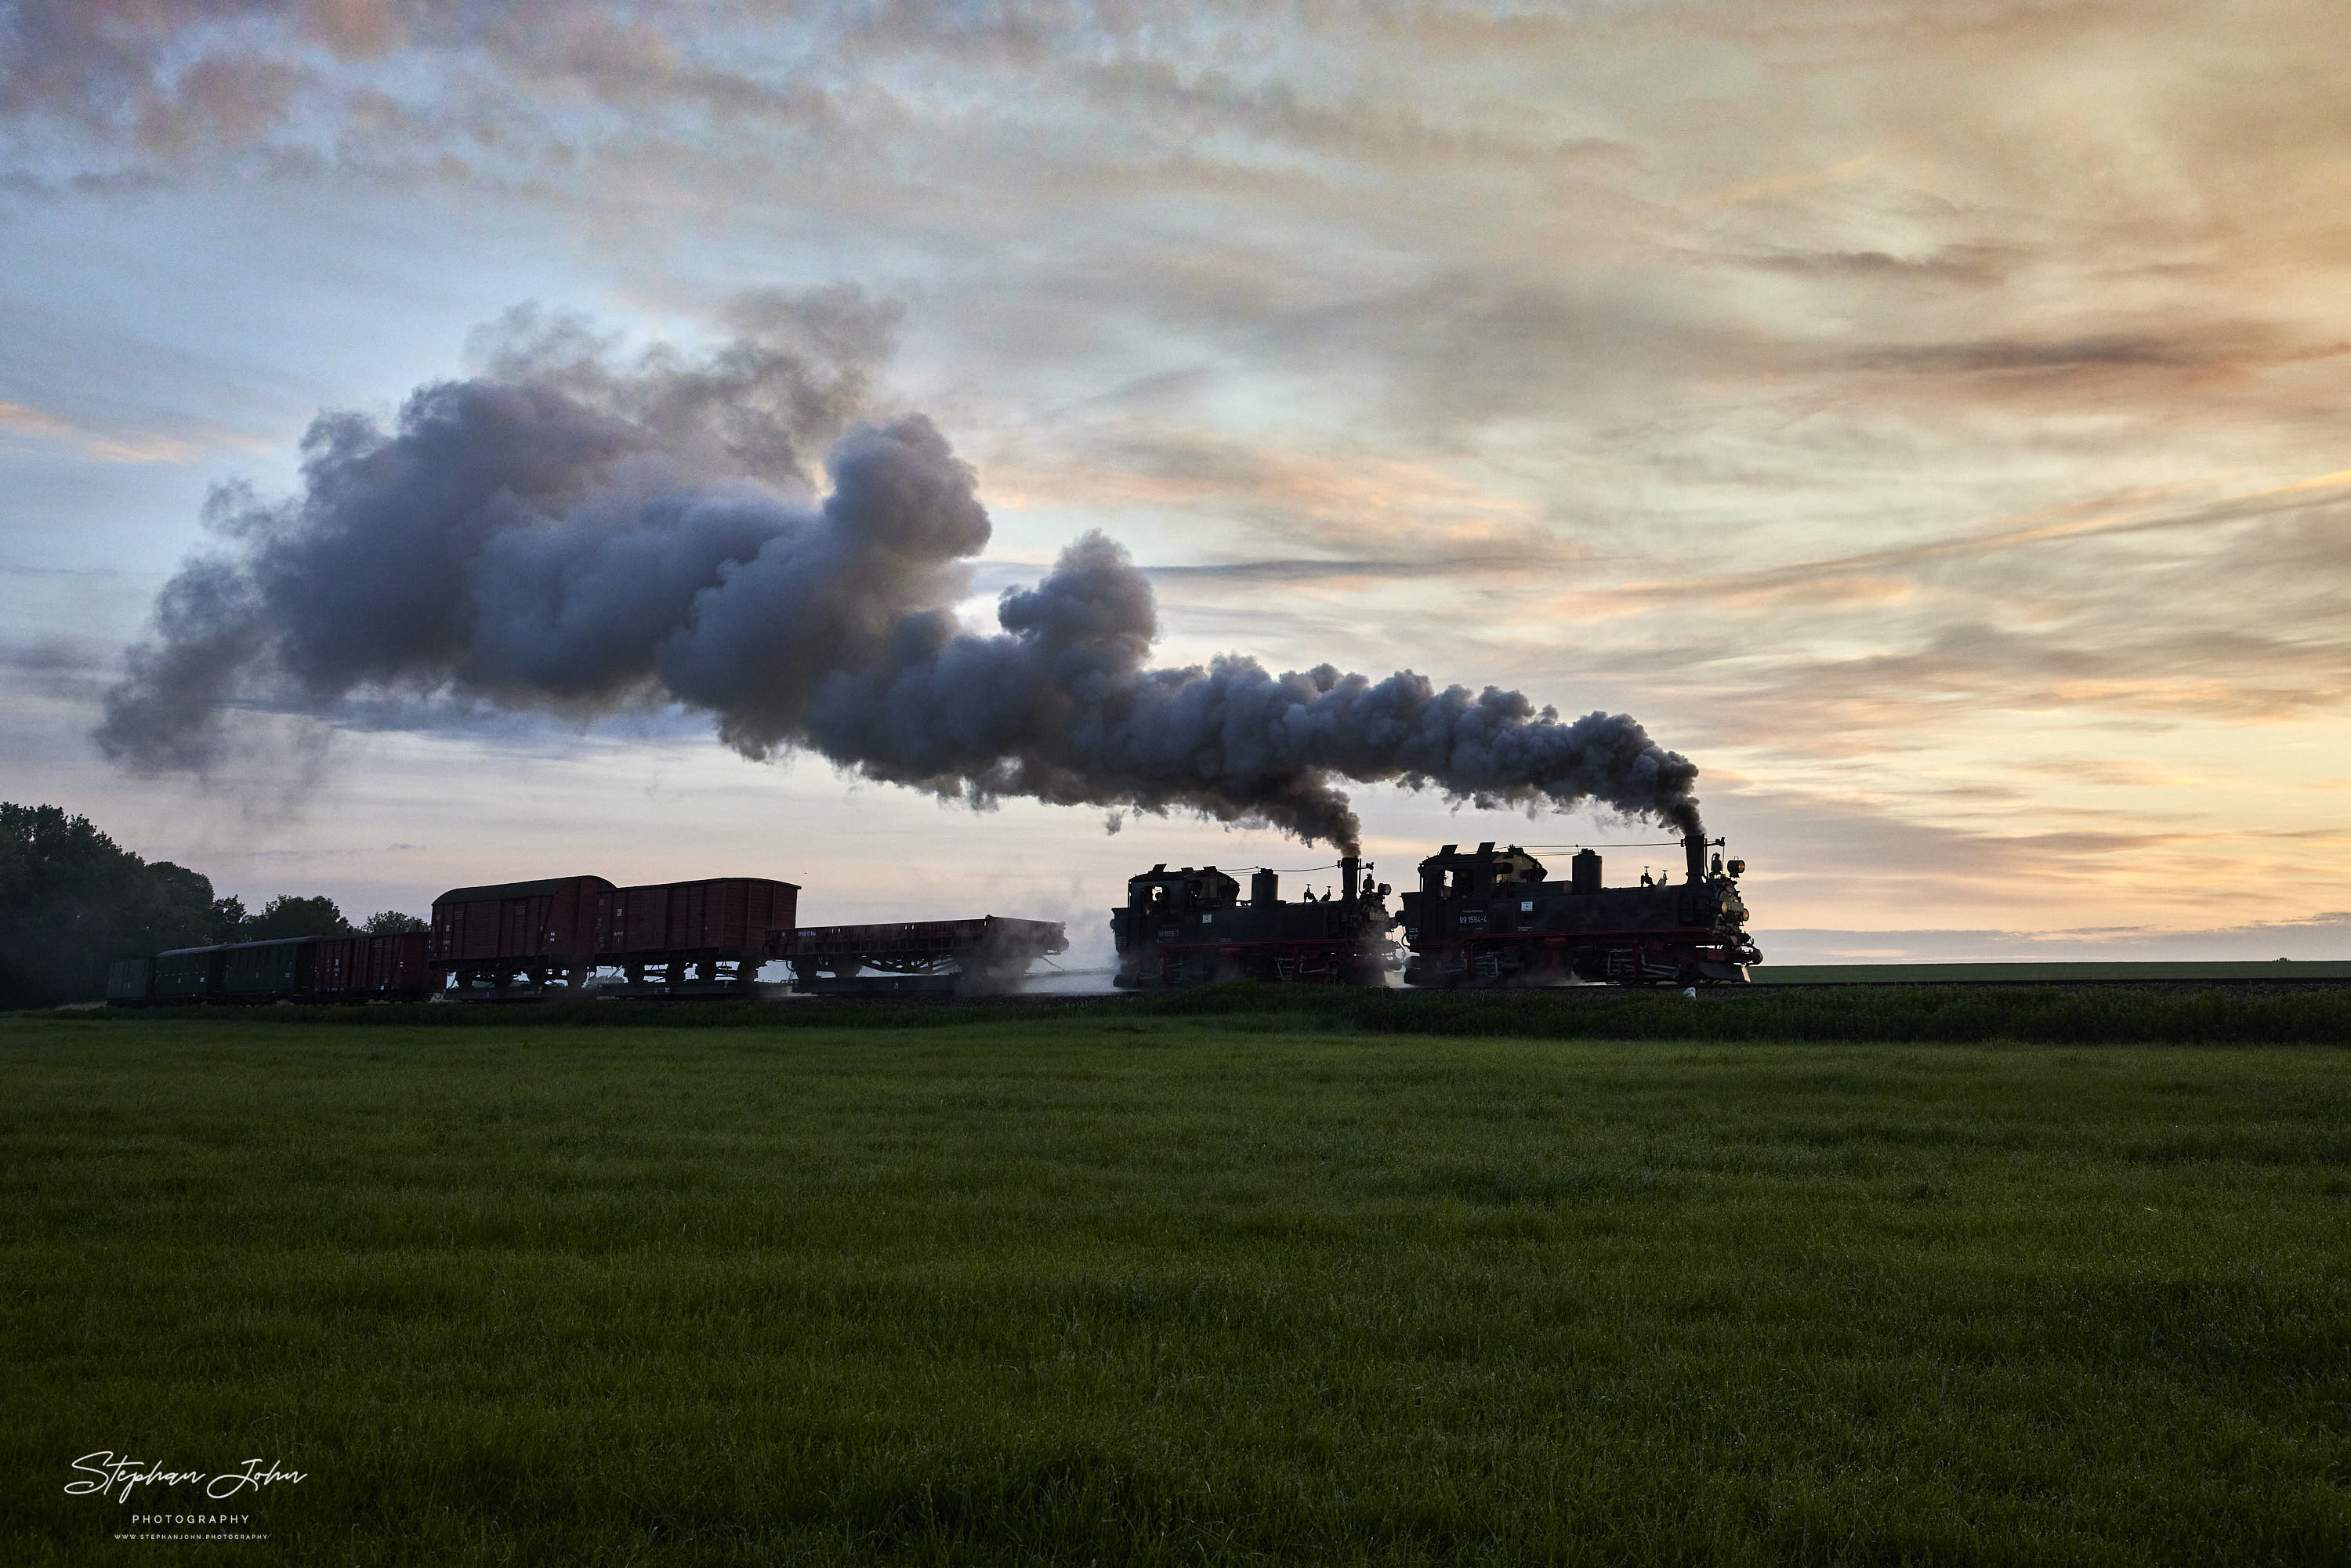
[98,300,1708,853]
[1684,833,1708,885]
[1340,856,1360,905]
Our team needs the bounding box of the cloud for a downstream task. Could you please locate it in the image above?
[1140,559,1516,586]
[0,401,72,438]
[1436,465,2351,756]
[0,633,113,703]
[0,400,201,463]
[1838,328,2351,404]
[1734,247,2012,283]
[9,0,2351,939]
[1694,141,1918,208]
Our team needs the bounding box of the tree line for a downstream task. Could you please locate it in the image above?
[0,803,427,1010]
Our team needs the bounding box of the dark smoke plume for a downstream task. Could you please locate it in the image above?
[96,299,1702,852]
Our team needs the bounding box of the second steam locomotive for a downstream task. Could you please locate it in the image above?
[1112,831,1759,988]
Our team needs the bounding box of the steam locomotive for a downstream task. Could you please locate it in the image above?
[1111,831,1759,988]
[1400,834,1759,987]
[1110,860,1395,988]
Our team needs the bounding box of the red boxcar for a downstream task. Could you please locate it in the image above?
[431,876,615,994]
[313,935,361,995]
[430,874,798,995]
[597,878,797,956]
[595,878,799,990]
[314,930,435,998]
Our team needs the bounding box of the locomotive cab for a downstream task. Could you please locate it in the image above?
[1124,864,1241,923]
[1404,842,1549,942]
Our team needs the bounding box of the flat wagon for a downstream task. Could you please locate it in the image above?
[784,916,1067,995]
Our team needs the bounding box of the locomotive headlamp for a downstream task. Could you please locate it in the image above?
[1727,859,1745,878]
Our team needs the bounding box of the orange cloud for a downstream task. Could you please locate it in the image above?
[0,403,199,464]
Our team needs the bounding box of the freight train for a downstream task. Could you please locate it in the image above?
[1110,831,1759,989]
[104,872,1067,1004]
[105,827,1755,1003]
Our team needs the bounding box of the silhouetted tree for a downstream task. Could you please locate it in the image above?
[208,895,248,945]
[238,895,356,943]
[0,804,216,1009]
[363,911,428,934]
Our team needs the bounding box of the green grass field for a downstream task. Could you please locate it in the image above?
[5,1009,2349,1563]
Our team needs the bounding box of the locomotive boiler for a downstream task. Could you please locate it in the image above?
[1111,857,1394,988]
[1400,832,1759,986]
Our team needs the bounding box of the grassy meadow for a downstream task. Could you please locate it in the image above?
[5,1002,2349,1563]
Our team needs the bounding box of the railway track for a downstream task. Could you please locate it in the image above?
[712,972,2351,1005]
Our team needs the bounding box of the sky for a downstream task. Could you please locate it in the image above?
[2,0,2347,966]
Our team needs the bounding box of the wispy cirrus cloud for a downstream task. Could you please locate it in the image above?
[0,400,201,462]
